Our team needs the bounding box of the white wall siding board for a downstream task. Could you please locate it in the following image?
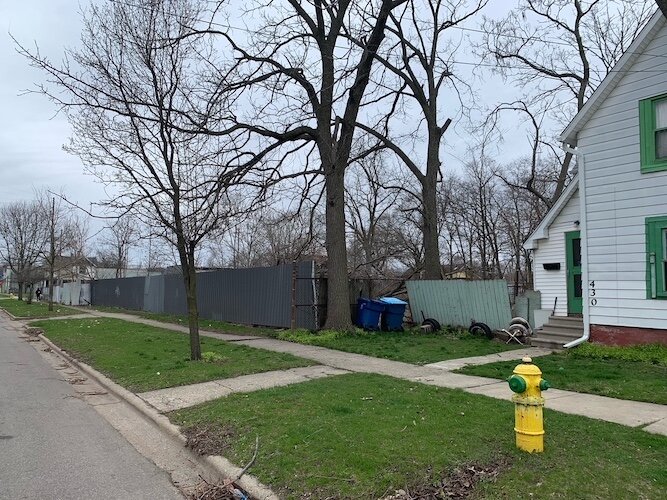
[588,194,667,212]
[532,189,580,316]
[577,19,667,331]
[588,179,667,197]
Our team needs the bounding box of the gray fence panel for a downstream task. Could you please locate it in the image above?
[195,261,315,329]
[295,261,317,330]
[162,273,188,316]
[144,274,165,313]
[91,276,146,311]
[91,262,317,329]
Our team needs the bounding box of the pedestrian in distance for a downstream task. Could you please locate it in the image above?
[35,287,42,301]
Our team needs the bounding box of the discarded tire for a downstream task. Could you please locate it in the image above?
[510,317,532,335]
[421,318,441,332]
[508,323,529,336]
[469,322,493,339]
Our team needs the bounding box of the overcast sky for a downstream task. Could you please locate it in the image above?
[1,1,107,209]
[0,0,529,210]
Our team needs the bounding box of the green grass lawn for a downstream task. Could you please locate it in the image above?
[89,305,523,364]
[0,298,77,318]
[171,373,667,499]
[89,306,280,337]
[276,328,524,364]
[457,343,667,404]
[31,318,314,392]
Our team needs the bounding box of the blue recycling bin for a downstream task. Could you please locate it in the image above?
[379,297,408,331]
[356,298,385,330]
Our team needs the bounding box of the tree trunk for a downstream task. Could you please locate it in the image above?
[422,174,440,280]
[182,261,201,361]
[49,197,55,311]
[176,236,201,361]
[186,273,201,361]
[48,267,55,311]
[422,121,443,280]
[323,167,352,330]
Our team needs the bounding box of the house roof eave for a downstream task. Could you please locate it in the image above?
[523,174,579,251]
[559,10,665,146]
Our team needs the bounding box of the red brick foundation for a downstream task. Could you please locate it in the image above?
[590,324,667,346]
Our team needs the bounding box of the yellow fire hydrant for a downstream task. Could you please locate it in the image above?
[507,356,550,453]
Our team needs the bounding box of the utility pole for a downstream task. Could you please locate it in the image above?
[48,197,56,311]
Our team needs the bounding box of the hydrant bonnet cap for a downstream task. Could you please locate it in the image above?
[522,356,532,363]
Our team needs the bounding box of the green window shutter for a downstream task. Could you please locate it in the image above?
[639,95,667,173]
[646,216,667,299]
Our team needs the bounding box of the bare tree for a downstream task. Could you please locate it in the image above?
[96,216,139,278]
[479,0,653,204]
[184,0,408,329]
[0,201,48,301]
[18,0,270,360]
[260,209,324,266]
[345,150,402,295]
[37,192,80,311]
[355,0,487,279]
[496,158,553,296]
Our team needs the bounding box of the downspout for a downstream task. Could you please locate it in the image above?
[562,143,589,348]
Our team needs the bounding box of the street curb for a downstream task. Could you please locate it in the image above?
[0,306,84,322]
[1,309,24,321]
[37,331,279,500]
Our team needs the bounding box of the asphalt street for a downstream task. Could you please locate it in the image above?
[0,315,183,499]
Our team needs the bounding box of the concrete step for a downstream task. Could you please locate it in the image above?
[530,333,581,349]
[547,316,584,328]
[536,326,584,338]
[530,337,567,349]
[546,317,584,329]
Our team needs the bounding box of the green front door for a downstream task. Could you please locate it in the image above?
[566,231,582,315]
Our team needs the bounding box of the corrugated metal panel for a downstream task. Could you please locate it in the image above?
[144,274,165,313]
[196,261,315,329]
[91,276,146,311]
[512,291,541,328]
[162,273,188,316]
[406,280,512,331]
[91,262,317,329]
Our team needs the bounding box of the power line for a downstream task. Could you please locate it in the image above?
[105,0,667,74]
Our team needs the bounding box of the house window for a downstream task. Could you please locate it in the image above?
[646,216,667,299]
[639,95,667,173]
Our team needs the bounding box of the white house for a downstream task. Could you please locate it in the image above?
[525,8,667,347]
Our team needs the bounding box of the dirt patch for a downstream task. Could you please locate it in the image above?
[381,459,509,500]
[182,423,237,456]
[186,479,243,500]
[24,327,44,337]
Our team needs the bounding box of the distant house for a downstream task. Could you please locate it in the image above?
[0,265,13,293]
[94,266,151,280]
[443,269,473,280]
[49,255,98,284]
[525,9,667,347]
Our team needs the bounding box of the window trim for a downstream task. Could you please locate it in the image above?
[646,215,667,299]
[639,94,667,173]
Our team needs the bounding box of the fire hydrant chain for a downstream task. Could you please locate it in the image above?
[507,356,550,453]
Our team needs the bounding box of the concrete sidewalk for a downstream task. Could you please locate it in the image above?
[80,309,667,435]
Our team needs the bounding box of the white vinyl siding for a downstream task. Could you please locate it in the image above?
[532,189,580,316]
[577,19,667,329]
